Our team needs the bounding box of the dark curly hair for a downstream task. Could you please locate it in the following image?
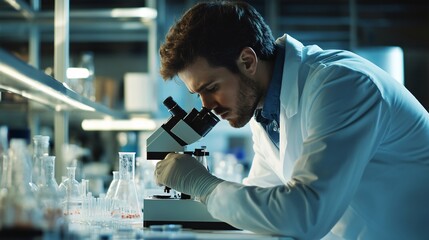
[159,0,276,80]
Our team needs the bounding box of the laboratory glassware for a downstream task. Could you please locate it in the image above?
[0,153,8,189]
[32,135,50,190]
[0,139,42,231]
[135,156,153,207]
[105,171,119,199]
[37,155,63,231]
[112,152,142,223]
[58,166,82,219]
[78,51,95,100]
[82,193,112,227]
[0,126,7,189]
[81,179,89,196]
[0,126,7,154]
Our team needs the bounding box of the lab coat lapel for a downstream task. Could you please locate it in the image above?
[280,34,303,119]
[279,34,304,181]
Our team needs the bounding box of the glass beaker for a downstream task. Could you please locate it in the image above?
[112,152,142,223]
[105,171,119,199]
[135,156,155,208]
[32,135,50,190]
[58,166,82,219]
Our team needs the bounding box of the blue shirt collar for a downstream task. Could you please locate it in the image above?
[255,44,285,122]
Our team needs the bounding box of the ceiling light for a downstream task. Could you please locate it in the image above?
[111,7,157,19]
[81,118,157,131]
[67,68,90,79]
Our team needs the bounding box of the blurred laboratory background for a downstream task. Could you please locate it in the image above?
[0,0,428,196]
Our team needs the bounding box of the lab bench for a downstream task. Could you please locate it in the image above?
[66,222,283,240]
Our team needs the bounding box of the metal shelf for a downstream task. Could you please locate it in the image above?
[0,48,127,119]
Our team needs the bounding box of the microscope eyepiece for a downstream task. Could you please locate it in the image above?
[163,96,186,118]
[199,107,219,126]
[147,97,220,160]
[187,106,219,137]
[162,96,219,139]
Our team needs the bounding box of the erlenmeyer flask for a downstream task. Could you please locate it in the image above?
[112,152,142,223]
[37,155,63,231]
[105,171,119,199]
[39,156,59,199]
[58,166,82,219]
[32,135,50,190]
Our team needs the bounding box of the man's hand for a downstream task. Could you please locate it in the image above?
[155,153,224,203]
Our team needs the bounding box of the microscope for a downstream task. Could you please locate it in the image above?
[143,96,236,230]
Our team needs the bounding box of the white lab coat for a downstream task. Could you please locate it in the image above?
[206,34,429,239]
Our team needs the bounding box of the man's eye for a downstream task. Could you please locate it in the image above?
[206,85,218,92]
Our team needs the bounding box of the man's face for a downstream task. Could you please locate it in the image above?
[178,57,262,128]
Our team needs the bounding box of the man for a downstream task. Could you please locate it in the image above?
[155,1,429,239]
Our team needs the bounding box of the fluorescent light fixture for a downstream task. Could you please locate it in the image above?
[111,7,157,19]
[5,0,35,19]
[82,118,157,131]
[5,0,21,10]
[0,62,95,111]
[67,67,90,79]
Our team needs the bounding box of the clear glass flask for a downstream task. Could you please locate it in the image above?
[32,135,50,190]
[0,139,42,231]
[37,155,63,231]
[79,51,95,100]
[58,166,82,219]
[105,171,119,199]
[112,152,142,223]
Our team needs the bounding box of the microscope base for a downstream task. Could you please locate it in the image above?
[143,198,237,230]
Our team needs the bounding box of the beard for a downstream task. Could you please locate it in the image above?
[228,73,262,128]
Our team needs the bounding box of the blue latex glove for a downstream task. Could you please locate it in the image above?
[155,153,224,203]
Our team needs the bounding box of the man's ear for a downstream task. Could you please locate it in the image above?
[237,47,258,75]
